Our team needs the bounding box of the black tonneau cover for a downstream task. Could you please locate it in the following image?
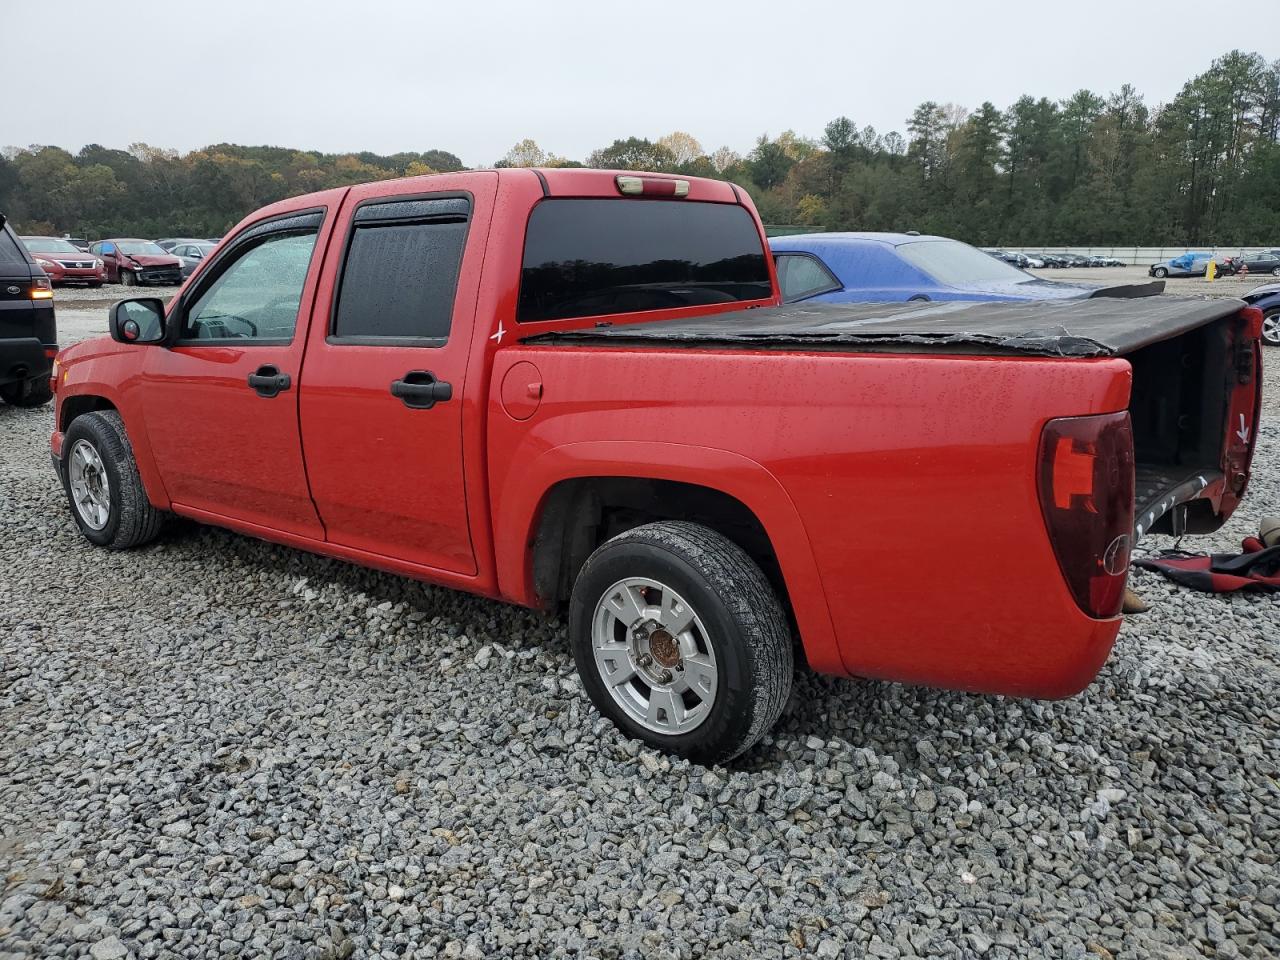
[523,297,1245,358]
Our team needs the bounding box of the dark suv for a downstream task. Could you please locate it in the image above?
[0,214,57,407]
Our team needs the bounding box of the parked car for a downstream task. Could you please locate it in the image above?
[1039,253,1070,268]
[169,240,217,279]
[155,237,203,253]
[770,233,1162,304]
[1148,252,1221,278]
[89,239,183,286]
[1237,252,1280,277]
[0,214,57,407]
[21,236,106,287]
[1242,283,1280,346]
[62,237,91,252]
[48,169,1261,764]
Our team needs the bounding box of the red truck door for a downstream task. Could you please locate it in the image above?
[136,208,334,538]
[297,174,498,575]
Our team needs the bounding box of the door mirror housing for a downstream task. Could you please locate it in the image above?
[109,297,167,344]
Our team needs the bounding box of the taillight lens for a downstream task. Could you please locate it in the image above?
[1037,412,1135,618]
[31,277,54,300]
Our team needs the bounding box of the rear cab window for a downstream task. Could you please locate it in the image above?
[517,199,771,323]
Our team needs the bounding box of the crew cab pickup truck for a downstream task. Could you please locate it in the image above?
[49,169,1263,764]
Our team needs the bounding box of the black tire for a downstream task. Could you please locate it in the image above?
[61,410,165,549]
[570,520,793,765]
[1153,267,1168,278]
[1271,266,1280,277]
[0,376,53,408]
[121,269,137,287]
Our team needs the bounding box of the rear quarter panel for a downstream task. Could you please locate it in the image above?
[489,345,1133,698]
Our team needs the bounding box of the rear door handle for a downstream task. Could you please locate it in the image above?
[391,370,452,409]
[247,364,291,398]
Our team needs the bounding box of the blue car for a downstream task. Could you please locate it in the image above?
[1243,283,1280,347]
[769,232,1159,304]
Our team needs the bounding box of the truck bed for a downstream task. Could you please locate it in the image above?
[523,296,1242,358]
[526,295,1254,540]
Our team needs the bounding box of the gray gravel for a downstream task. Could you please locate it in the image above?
[1,295,1277,959]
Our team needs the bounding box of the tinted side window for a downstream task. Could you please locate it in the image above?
[776,254,840,303]
[0,228,28,265]
[332,199,469,342]
[181,229,318,342]
[517,199,771,323]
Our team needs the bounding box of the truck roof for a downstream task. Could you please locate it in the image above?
[524,296,1245,358]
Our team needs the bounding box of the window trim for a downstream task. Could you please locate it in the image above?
[169,208,325,347]
[514,196,775,324]
[325,191,473,349]
[774,251,842,303]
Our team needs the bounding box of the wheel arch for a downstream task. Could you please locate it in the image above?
[59,393,118,433]
[58,390,170,510]
[494,441,842,675]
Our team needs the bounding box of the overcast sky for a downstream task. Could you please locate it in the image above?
[7,1,1261,166]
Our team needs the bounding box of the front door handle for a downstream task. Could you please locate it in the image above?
[391,370,452,409]
[247,364,291,398]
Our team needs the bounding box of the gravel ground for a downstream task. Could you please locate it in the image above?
[0,289,1277,959]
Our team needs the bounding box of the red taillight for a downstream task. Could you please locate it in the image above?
[1037,412,1135,619]
[615,175,690,198]
[1241,305,1263,341]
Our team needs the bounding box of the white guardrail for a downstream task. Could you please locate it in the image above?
[1004,246,1279,266]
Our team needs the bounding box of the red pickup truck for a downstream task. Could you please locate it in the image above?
[50,169,1263,764]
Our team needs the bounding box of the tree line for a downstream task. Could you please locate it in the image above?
[2,49,1277,245]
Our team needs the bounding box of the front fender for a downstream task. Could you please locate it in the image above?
[55,345,171,511]
[492,439,843,676]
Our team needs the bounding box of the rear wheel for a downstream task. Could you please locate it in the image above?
[570,521,793,765]
[0,376,53,407]
[1262,309,1280,348]
[62,411,165,549]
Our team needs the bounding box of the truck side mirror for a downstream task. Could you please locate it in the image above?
[109,298,167,344]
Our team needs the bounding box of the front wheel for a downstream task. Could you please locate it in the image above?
[570,521,793,765]
[0,376,53,407]
[61,410,165,549]
[1262,310,1280,348]
[121,270,137,287]
[1153,267,1168,278]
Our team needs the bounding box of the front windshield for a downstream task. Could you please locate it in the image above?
[898,239,1031,286]
[116,240,167,255]
[22,238,81,254]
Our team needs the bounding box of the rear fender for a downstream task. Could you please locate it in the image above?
[494,440,842,675]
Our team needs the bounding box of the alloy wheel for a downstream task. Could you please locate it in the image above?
[68,439,111,530]
[1262,311,1280,346]
[590,577,719,735]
